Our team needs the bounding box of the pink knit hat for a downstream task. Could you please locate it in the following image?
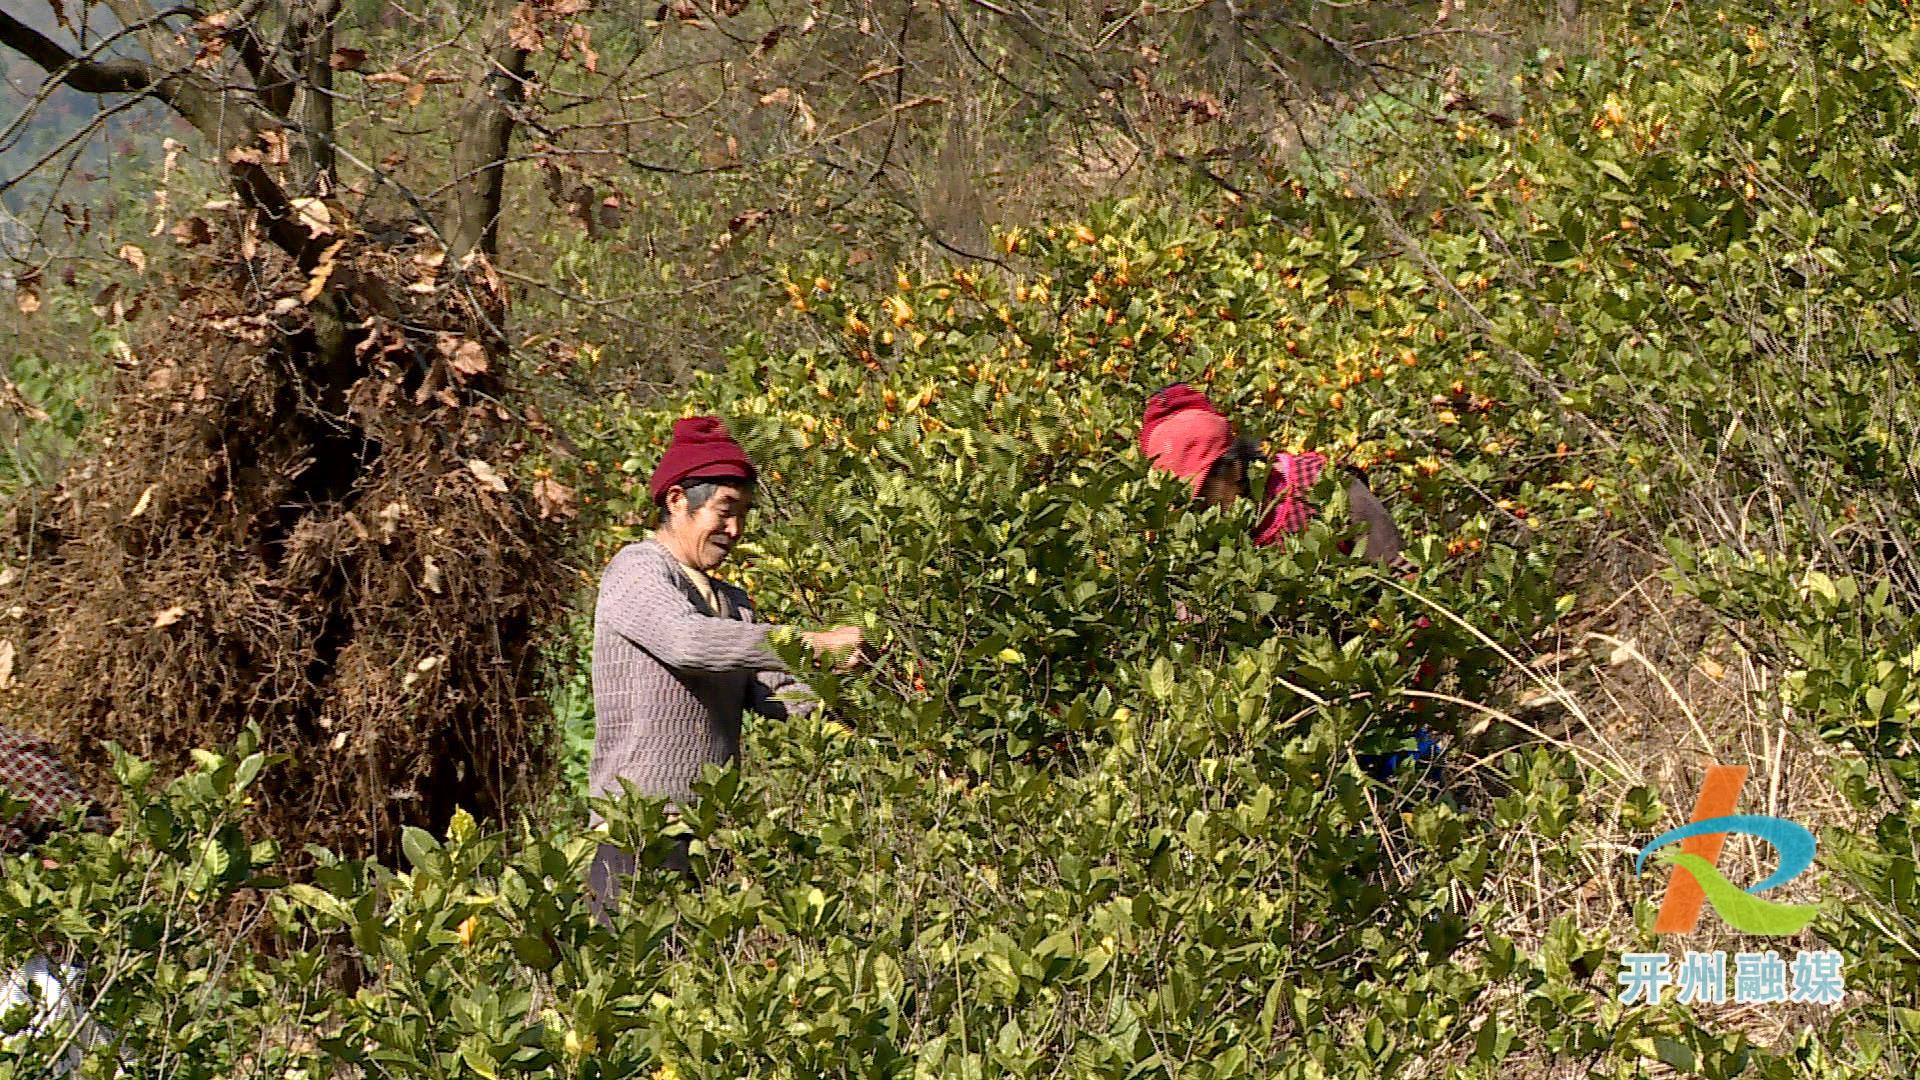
[1139,384,1233,496]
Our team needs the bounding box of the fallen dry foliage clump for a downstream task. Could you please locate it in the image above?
[1,218,579,863]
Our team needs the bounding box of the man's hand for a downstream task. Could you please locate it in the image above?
[801,625,869,673]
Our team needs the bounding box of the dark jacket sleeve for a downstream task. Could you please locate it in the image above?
[1347,477,1405,568]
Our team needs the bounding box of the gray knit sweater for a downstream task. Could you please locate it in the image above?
[588,538,817,820]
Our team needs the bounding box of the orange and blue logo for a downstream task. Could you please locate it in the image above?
[1635,764,1819,936]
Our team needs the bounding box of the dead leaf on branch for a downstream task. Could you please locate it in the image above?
[466,459,510,494]
[509,3,544,51]
[532,477,577,520]
[13,270,41,315]
[191,11,232,68]
[1177,94,1224,123]
[91,284,123,322]
[727,208,773,235]
[406,80,427,108]
[365,71,411,86]
[301,239,348,304]
[118,245,147,273]
[0,378,51,423]
[561,23,598,71]
[170,216,213,247]
[291,197,336,238]
[376,500,408,543]
[329,47,368,71]
[438,335,489,377]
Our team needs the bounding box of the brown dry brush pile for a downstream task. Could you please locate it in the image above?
[1,219,580,864]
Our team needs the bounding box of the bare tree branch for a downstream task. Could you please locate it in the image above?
[0,9,158,94]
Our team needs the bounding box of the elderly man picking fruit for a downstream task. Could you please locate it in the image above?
[586,415,866,922]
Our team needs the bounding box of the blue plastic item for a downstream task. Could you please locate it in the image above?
[1358,728,1441,780]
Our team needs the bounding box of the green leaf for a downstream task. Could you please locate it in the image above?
[402,826,442,871]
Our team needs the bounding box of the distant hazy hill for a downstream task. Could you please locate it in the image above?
[1,5,168,219]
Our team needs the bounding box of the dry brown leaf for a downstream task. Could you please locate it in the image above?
[301,239,348,303]
[406,80,427,108]
[152,605,187,629]
[14,271,40,315]
[365,71,410,85]
[758,87,793,107]
[0,377,50,422]
[302,261,335,303]
[291,197,335,238]
[1607,639,1636,667]
[421,554,444,594]
[466,459,509,493]
[1697,655,1727,681]
[50,0,70,31]
[260,129,291,166]
[439,335,488,377]
[0,639,14,690]
[329,47,367,71]
[170,216,213,247]
[532,477,578,520]
[118,244,147,273]
[129,484,156,519]
[0,565,16,589]
[509,3,544,51]
[564,24,598,71]
[858,64,903,84]
[376,500,407,542]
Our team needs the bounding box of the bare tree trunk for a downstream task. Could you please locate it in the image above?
[292,0,342,192]
[449,1,532,263]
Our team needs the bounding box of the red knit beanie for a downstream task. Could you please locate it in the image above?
[649,415,756,503]
[1140,384,1233,495]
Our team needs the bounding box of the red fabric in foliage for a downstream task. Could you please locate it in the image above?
[1140,384,1233,496]
[1251,451,1327,547]
[649,416,756,503]
[1,725,105,852]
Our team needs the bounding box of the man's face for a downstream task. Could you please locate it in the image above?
[666,482,753,570]
[1197,458,1247,510]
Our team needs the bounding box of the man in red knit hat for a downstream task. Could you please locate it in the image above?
[586,415,865,922]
